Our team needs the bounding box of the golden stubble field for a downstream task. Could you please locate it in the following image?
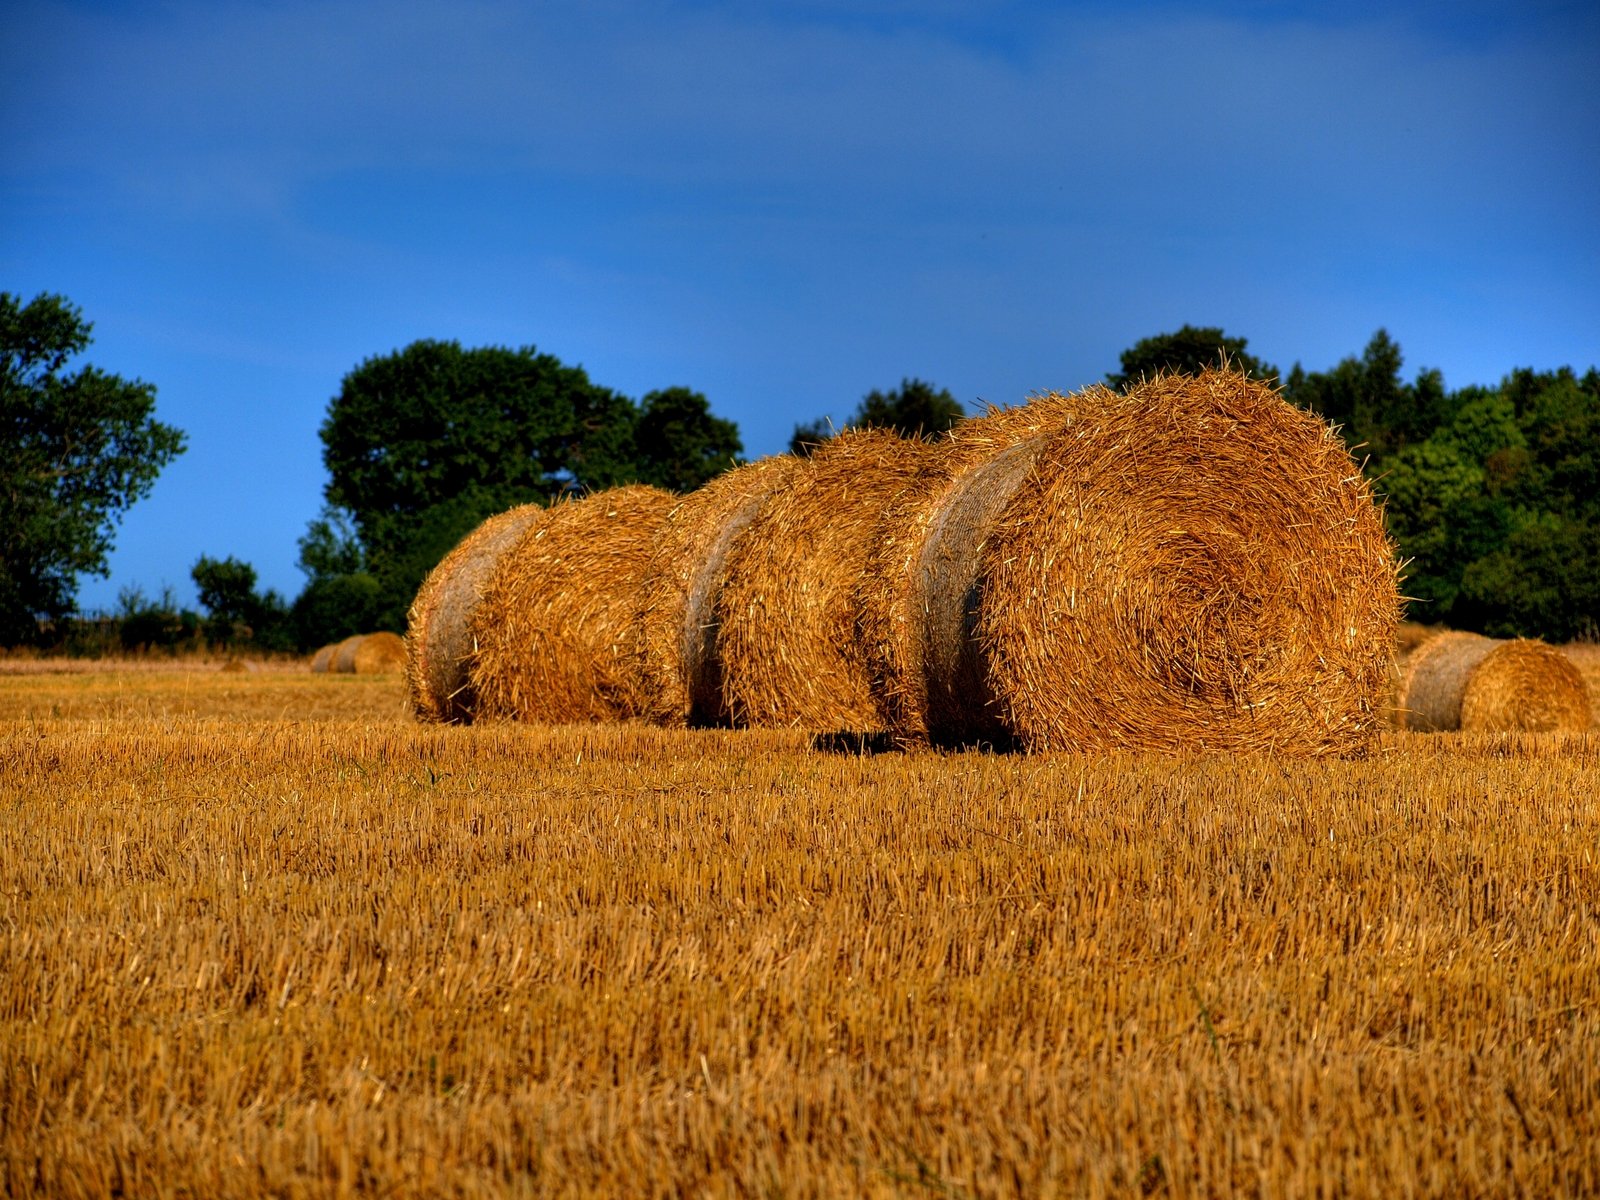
[2,662,1597,1198]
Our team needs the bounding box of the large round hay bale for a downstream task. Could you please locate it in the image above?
[1401,632,1590,733]
[716,428,939,732]
[870,368,1400,754]
[633,456,802,727]
[309,643,338,673]
[858,385,1118,744]
[405,503,549,723]
[330,633,368,674]
[351,630,407,675]
[469,485,676,724]
[1558,643,1600,728]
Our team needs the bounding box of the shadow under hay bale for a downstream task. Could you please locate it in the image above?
[869,368,1401,755]
[1401,632,1590,733]
[715,429,939,732]
[633,456,802,728]
[1558,643,1600,728]
[469,486,676,724]
[406,503,549,723]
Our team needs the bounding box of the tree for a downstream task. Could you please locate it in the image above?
[633,387,743,491]
[1282,330,1448,461]
[191,554,293,650]
[1,292,186,644]
[790,378,966,456]
[1106,325,1275,391]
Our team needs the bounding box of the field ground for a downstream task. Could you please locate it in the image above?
[2,662,1598,1197]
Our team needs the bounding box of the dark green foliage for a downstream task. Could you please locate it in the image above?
[191,554,295,651]
[633,387,743,492]
[115,585,202,654]
[790,378,965,456]
[1106,325,1276,391]
[0,292,187,645]
[291,572,386,648]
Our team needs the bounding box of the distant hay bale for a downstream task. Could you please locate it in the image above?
[1558,643,1600,728]
[405,503,549,723]
[1395,621,1441,658]
[716,429,939,732]
[469,486,676,724]
[633,456,803,727]
[309,643,338,673]
[330,634,368,674]
[1400,632,1589,733]
[867,368,1400,754]
[351,630,407,675]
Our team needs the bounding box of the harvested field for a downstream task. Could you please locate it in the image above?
[716,429,938,732]
[2,665,1598,1197]
[1401,631,1590,733]
[633,456,802,728]
[406,503,548,723]
[469,486,675,724]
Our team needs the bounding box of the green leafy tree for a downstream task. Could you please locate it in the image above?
[790,378,965,456]
[191,554,293,651]
[1,292,186,644]
[1106,325,1275,391]
[1283,330,1450,462]
[633,387,743,491]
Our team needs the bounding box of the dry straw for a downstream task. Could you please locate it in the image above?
[351,631,407,675]
[330,633,368,674]
[1558,643,1600,728]
[405,504,549,723]
[309,643,338,674]
[632,456,802,727]
[1401,632,1591,733]
[716,429,939,732]
[867,368,1400,754]
[469,486,676,724]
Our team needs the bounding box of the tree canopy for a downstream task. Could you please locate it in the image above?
[790,377,966,456]
[1106,325,1276,390]
[1,292,186,644]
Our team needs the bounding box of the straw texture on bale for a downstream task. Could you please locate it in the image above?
[405,504,549,723]
[469,486,676,724]
[870,368,1400,754]
[351,630,407,675]
[1401,632,1590,733]
[632,456,803,727]
[1558,643,1600,728]
[715,429,939,732]
[309,643,338,673]
[330,634,368,674]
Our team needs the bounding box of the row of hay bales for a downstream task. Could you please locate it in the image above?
[406,368,1406,755]
[309,631,407,675]
[1391,624,1595,733]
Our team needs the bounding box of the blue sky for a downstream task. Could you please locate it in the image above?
[4,0,1597,612]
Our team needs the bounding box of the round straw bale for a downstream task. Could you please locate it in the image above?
[858,385,1119,744]
[1402,632,1590,732]
[1395,620,1441,658]
[716,428,940,732]
[469,485,676,724]
[632,456,803,727]
[309,643,338,673]
[877,368,1400,754]
[330,633,368,674]
[1558,643,1600,728]
[405,503,549,723]
[351,630,407,674]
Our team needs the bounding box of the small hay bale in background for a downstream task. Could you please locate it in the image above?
[309,643,338,673]
[406,504,548,723]
[868,368,1399,754]
[1400,631,1590,733]
[351,630,407,675]
[716,428,939,732]
[469,486,676,724]
[1558,643,1600,728]
[632,456,802,727]
[330,633,368,674]
[1396,621,1442,658]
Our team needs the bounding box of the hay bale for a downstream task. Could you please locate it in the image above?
[1401,632,1590,733]
[869,368,1400,754]
[309,643,338,673]
[351,630,407,674]
[1558,643,1600,728]
[469,486,676,724]
[716,428,939,732]
[405,503,549,723]
[330,633,368,674]
[1395,621,1441,658]
[632,456,803,727]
